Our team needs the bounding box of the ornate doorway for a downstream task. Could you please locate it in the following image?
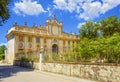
[52,44,58,53]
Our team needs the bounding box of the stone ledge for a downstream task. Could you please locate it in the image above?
[42,62,120,66]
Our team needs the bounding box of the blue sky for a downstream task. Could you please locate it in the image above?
[0,0,120,45]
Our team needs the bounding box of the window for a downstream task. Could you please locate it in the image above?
[36,38,40,43]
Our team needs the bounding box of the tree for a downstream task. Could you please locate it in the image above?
[0,45,5,60]
[77,16,120,63]
[100,16,120,37]
[106,33,120,63]
[0,45,5,54]
[0,0,10,26]
[79,21,100,39]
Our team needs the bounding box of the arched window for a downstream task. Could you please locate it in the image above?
[52,44,58,54]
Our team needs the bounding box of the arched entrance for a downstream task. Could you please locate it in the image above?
[52,44,58,53]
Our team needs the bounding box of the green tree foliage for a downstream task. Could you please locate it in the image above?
[0,45,5,54]
[0,0,10,26]
[75,33,120,63]
[106,33,120,63]
[0,45,5,60]
[0,54,4,60]
[80,21,100,39]
[74,38,100,62]
[100,16,120,37]
[77,16,120,63]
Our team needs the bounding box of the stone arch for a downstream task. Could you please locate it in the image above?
[52,44,58,53]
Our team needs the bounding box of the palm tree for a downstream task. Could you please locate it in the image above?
[0,0,9,26]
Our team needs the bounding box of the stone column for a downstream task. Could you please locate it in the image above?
[33,37,36,50]
[66,40,68,51]
[46,38,52,53]
[24,36,28,57]
[70,41,73,51]
[40,38,44,49]
[15,35,19,53]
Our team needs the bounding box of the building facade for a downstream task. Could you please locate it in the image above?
[6,15,80,64]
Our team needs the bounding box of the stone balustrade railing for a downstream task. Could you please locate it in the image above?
[7,26,80,40]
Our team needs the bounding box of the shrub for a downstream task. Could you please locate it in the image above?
[0,54,5,60]
[43,54,49,62]
[51,53,59,62]
[20,57,31,62]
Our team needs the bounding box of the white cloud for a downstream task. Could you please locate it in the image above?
[53,0,67,10]
[13,0,46,16]
[47,7,51,16]
[53,0,120,20]
[0,43,7,46]
[47,6,54,17]
[79,1,102,20]
[53,0,83,13]
[101,0,120,14]
[77,22,85,29]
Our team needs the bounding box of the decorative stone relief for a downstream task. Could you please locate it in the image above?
[18,42,24,49]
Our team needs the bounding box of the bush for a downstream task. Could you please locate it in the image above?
[74,33,120,63]
[0,54,5,60]
[51,53,59,62]
[20,57,32,62]
[43,54,49,62]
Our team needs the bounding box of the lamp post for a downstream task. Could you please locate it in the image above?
[39,46,44,71]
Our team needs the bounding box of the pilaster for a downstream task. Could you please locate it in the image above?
[33,37,36,50]
[15,35,19,53]
[24,36,28,52]
[59,40,63,53]
[46,38,52,53]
